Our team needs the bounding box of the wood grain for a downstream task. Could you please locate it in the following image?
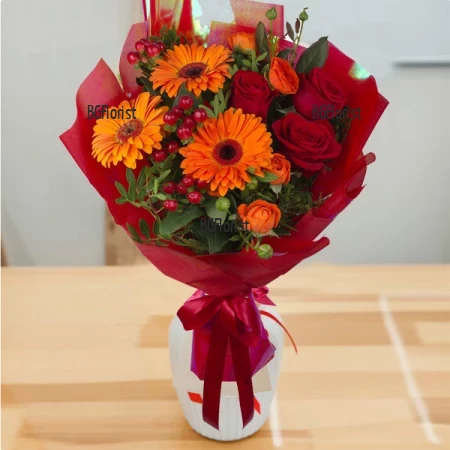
[2,265,450,449]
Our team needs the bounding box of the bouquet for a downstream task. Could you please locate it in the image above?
[60,0,388,441]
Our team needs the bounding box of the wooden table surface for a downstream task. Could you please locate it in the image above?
[2,264,450,450]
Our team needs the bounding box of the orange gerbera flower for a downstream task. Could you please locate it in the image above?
[92,92,167,169]
[179,108,273,196]
[150,44,232,98]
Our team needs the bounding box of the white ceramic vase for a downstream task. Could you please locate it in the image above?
[169,304,284,441]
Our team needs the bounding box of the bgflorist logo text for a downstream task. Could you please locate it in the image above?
[200,218,250,233]
[87,105,136,120]
[312,104,361,120]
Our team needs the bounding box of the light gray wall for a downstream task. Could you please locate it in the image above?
[2,0,141,265]
[2,0,450,265]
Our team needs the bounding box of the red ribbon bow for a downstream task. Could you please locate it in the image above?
[177,290,271,429]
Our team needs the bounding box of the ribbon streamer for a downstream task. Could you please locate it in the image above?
[177,286,297,430]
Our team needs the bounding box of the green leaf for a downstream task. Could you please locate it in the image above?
[218,90,224,103]
[286,22,295,41]
[138,189,146,203]
[205,230,230,254]
[137,166,148,189]
[139,219,151,239]
[137,77,158,95]
[261,63,270,74]
[115,198,127,205]
[295,36,329,74]
[155,193,166,201]
[115,182,128,200]
[229,234,241,242]
[256,22,268,56]
[126,169,136,199]
[157,169,171,183]
[204,200,227,223]
[224,89,232,105]
[242,59,251,68]
[256,171,279,183]
[277,49,294,60]
[273,226,291,236]
[126,223,142,244]
[190,221,230,254]
[159,205,203,236]
[199,104,216,118]
[270,184,283,194]
[256,52,267,62]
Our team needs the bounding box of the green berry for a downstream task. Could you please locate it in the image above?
[299,8,309,22]
[247,177,258,190]
[257,244,274,259]
[216,197,230,212]
[265,7,277,20]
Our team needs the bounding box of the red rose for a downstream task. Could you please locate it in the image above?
[229,70,276,121]
[272,113,341,171]
[293,68,347,120]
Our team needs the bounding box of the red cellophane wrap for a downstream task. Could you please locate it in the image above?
[60,0,388,430]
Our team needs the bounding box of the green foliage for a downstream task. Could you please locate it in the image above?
[160,25,181,49]
[126,223,142,244]
[159,205,203,237]
[209,89,231,117]
[295,36,329,74]
[255,22,268,56]
[286,22,295,41]
[277,49,294,60]
[256,171,279,183]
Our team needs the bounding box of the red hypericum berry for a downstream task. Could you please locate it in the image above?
[156,41,165,52]
[163,111,177,126]
[176,126,192,140]
[127,51,140,64]
[193,108,207,123]
[183,116,196,129]
[135,41,145,52]
[163,182,177,195]
[166,141,180,154]
[153,150,167,162]
[172,106,184,119]
[145,42,160,57]
[187,191,202,204]
[163,199,178,211]
[196,179,208,189]
[179,96,194,110]
[176,183,188,194]
[182,176,195,188]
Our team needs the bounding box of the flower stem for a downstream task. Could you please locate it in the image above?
[290,21,304,65]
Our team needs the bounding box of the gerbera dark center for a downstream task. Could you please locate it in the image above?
[117,119,143,143]
[179,62,207,78]
[213,139,243,165]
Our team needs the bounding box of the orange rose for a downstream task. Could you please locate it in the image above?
[268,57,299,95]
[238,200,281,235]
[267,153,291,185]
[228,32,256,51]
